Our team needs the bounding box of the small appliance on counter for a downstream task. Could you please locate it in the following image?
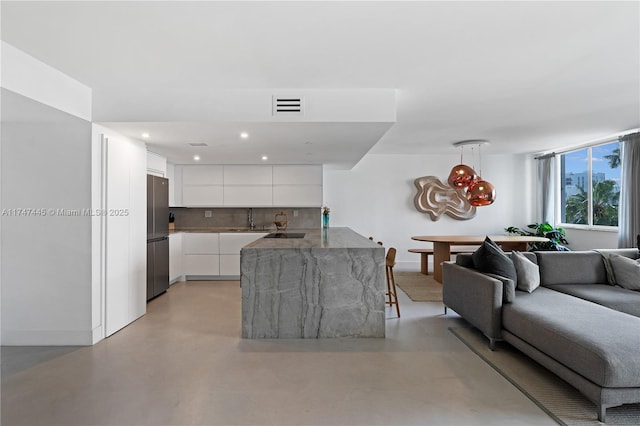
[147,175,169,301]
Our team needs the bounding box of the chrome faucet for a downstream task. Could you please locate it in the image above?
[248,208,255,230]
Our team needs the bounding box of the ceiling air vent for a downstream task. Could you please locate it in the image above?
[188,143,208,147]
[272,95,305,116]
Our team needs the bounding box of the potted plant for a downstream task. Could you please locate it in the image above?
[505,223,570,251]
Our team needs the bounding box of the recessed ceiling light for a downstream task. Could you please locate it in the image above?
[141,133,150,138]
[193,155,200,161]
[240,132,249,139]
[261,155,268,161]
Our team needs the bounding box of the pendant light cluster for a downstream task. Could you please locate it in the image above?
[447,140,496,207]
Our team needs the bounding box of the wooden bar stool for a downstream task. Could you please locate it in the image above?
[385,247,400,317]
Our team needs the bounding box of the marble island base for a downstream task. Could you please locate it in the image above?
[241,228,386,338]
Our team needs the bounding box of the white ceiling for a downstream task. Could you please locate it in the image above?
[2,1,639,168]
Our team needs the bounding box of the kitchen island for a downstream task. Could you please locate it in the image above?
[241,227,386,338]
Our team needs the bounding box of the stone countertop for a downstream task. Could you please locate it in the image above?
[243,227,380,249]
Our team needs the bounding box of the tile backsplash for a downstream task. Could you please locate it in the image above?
[170,207,321,230]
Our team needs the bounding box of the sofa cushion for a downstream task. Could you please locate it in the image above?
[456,252,515,303]
[546,284,640,318]
[609,254,640,291]
[511,251,540,293]
[484,273,515,303]
[594,248,640,285]
[535,251,607,286]
[503,287,640,388]
[456,253,475,268]
[472,237,517,285]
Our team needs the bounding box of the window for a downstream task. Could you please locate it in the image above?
[559,141,620,227]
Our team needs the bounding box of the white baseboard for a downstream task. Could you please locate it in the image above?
[91,325,104,344]
[1,329,93,346]
[185,275,240,281]
[169,275,185,285]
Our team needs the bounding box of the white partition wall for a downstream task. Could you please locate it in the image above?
[1,90,93,344]
[1,43,95,345]
[93,126,147,338]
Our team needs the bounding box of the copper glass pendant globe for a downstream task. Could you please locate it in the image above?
[447,164,477,189]
[466,179,496,206]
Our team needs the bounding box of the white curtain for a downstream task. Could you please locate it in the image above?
[537,154,556,225]
[618,132,640,248]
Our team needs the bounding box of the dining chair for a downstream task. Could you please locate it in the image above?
[385,247,400,317]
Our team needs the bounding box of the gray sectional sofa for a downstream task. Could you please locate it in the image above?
[442,249,640,422]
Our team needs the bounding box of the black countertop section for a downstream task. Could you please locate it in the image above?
[264,233,306,239]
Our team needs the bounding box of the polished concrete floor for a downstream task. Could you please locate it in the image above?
[1,281,556,426]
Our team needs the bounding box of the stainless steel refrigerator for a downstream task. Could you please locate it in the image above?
[147,175,169,301]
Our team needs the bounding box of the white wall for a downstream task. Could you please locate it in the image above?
[564,228,618,251]
[1,89,93,344]
[324,152,535,270]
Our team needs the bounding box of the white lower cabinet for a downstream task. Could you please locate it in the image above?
[219,254,241,276]
[169,233,183,284]
[185,255,220,276]
[183,233,219,254]
[219,233,267,276]
[181,232,266,279]
[183,233,220,278]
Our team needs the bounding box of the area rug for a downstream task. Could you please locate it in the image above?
[394,271,442,302]
[450,326,640,425]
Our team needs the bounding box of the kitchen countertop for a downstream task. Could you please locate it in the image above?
[243,227,381,249]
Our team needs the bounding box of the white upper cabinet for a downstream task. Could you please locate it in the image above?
[273,165,322,185]
[183,185,224,206]
[273,185,322,207]
[147,152,167,177]
[223,186,272,206]
[177,165,322,207]
[272,165,322,207]
[224,165,272,185]
[223,166,272,207]
[181,165,224,206]
[182,165,223,185]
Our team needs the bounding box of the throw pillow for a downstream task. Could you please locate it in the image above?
[594,250,617,285]
[511,250,540,292]
[610,253,640,291]
[472,236,518,286]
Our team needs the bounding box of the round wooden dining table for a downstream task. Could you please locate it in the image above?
[410,235,549,282]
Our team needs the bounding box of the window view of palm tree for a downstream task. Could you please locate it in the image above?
[560,142,620,227]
